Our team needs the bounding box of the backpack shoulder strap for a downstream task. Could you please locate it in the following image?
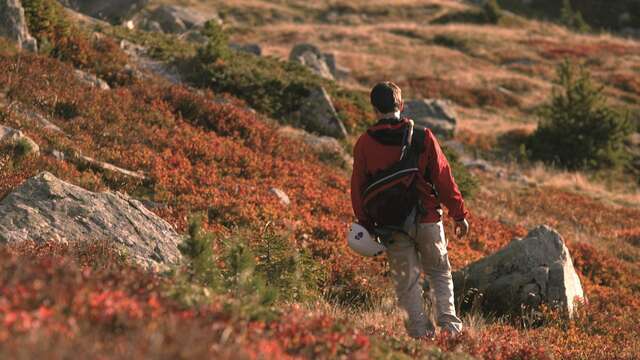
[411,125,426,155]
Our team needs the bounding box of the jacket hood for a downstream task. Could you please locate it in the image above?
[367,117,411,145]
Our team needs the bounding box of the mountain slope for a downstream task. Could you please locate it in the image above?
[1,0,639,359]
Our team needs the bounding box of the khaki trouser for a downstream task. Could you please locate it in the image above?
[386,216,463,338]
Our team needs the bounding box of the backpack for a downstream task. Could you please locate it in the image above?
[362,120,426,229]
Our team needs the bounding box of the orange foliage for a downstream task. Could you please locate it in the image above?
[1,30,639,358]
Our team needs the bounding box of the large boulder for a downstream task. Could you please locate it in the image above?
[293,86,348,139]
[453,225,584,316]
[58,0,148,23]
[401,99,457,140]
[0,0,37,51]
[0,172,181,271]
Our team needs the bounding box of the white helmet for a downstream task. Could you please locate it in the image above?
[347,223,385,257]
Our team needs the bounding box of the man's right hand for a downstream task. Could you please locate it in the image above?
[455,219,470,238]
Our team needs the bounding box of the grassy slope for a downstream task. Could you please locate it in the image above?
[0,0,639,359]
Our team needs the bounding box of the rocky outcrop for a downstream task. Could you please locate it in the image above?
[0,172,181,270]
[289,44,335,80]
[58,0,148,23]
[453,225,584,317]
[292,86,348,139]
[74,69,110,90]
[0,0,38,51]
[0,124,39,155]
[402,99,457,140]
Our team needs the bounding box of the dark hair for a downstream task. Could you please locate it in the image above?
[370,82,402,113]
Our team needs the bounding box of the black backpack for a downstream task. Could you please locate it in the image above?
[362,121,426,229]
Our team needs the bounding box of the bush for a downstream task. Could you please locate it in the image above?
[176,217,322,317]
[432,34,471,52]
[185,22,370,134]
[432,1,503,25]
[22,0,129,85]
[54,101,80,119]
[560,0,591,33]
[443,145,479,199]
[527,60,632,170]
[21,0,70,51]
[14,138,35,158]
[483,0,503,24]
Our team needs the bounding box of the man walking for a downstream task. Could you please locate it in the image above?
[350,82,469,338]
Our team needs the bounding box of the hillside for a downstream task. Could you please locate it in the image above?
[1,0,640,359]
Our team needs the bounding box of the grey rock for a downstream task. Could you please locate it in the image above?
[230,43,262,56]
[149,5,216,34]
[453,225,584,317]
[294,86,348,139]
[0,124,39,155]
[50,149,146,180]
[75,154,146,180]
[58,0,149,23]
[0,0,37,51]
[322,52,351,80]
[182,30,209,44]
[621,27,640,39]
[289,43,334,80]
[74,69,110,90]
[277,126,352,167]
[145,20,164,33]
[402,99,457,140]
[461,158,494,172]
[0,172,181,271]
[269,187,291,206]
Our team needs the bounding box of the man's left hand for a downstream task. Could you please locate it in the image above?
[455,219,470,239]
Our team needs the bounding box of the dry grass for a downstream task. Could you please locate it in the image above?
[521,163,640,208]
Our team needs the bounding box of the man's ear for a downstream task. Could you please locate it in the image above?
[398,101,404,112]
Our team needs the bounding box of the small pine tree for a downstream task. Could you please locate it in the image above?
[223,237,277,320]
[483,0,503,24]
[178,215,220,287]
[254,223,321,302]
[197,20,230,63]
[560,0,590,33]
[527,60,632,170]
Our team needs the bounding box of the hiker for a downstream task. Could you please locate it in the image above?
[348,81,469,339]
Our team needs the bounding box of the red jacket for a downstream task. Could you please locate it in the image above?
[350,118,468,225]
